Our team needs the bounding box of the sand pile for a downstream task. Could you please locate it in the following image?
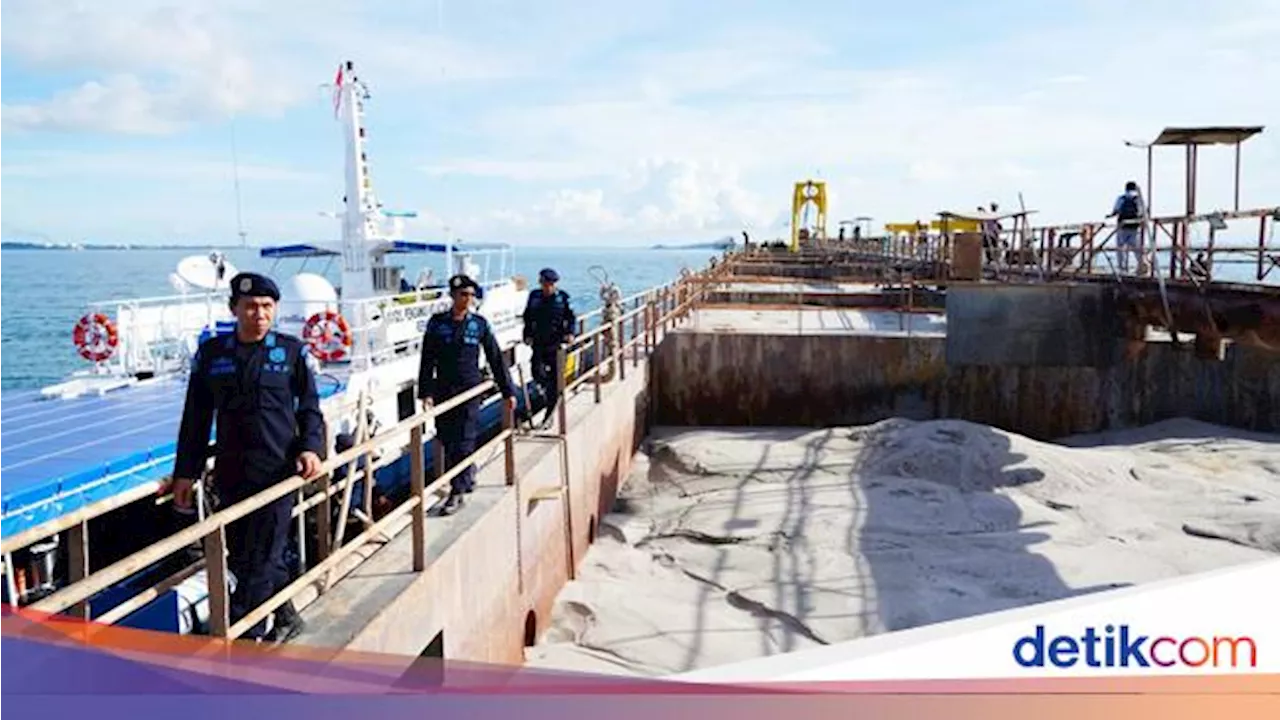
[524,418,1280,677]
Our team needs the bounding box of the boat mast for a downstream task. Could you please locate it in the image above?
[230,112,248,249]
[335,60,378,301]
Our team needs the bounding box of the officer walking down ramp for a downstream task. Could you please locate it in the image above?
[522,268,576,429]
[418,274,518,516]
[166,272,327,644]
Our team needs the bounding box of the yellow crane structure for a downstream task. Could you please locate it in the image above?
[789,179,828,252]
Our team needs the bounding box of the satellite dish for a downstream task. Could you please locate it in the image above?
[176,253,238,291]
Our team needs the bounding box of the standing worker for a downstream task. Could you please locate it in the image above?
[166,272,327,644]
[522,268,576,429]
[418,274,518,515]
[1106,180,1146,275]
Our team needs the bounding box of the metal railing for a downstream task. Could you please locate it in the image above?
[3,262,724,643]
[737,206,1280,288]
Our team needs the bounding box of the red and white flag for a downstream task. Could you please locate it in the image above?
[332,64,344,118]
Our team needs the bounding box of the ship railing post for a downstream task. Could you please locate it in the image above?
[203,526,230,639]
[632,306,641,369]
[432,432,446,510]
[592,333,603,403]
[643,301,652,356]
[556,345,569,436]
[615,317,626,382]
[410,423,426,572]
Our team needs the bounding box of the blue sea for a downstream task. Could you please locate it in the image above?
[0,246,720,391]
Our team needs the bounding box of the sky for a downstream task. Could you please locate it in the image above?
[2,0,1278,247]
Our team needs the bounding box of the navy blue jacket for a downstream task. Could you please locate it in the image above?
[174,330,327,486]
[523,289,576,346]
[417,311,516,402]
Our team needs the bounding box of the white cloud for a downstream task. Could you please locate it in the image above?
[1,150,322,182]
[421,159,598,183]
[443,1,1280,237]
[0,0,533,135]
[3,0,1278,244]
[460,159,778,241]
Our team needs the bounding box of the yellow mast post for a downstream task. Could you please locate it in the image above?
[790,180,828,252]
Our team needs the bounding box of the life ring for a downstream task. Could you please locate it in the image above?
[73,313,118,362]
[303,310,352,362]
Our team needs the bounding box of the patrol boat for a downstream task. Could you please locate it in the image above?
[0,61,541,631]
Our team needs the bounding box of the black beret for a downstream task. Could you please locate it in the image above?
[448,274,480,294]
[229,272,280,301]
[538,267,559,283]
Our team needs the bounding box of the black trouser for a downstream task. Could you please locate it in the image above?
[218,475,295,640]
[436,393,480,495]
[530,344,560,417]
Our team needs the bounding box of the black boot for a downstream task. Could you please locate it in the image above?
[268,600,306,644]
[440,492,464,516]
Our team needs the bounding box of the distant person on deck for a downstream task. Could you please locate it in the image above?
[522,268,576,429]
[982,204,1003,266]
[1107,181,1146,274]
[1189,252,1211,284]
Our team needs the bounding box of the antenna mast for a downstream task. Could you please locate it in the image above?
[230,113,248,248]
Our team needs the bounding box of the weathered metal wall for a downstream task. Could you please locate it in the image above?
[945,283,1127,367]
[653,332,1280,438]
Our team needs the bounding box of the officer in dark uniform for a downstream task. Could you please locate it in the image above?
[166,272,327,643]
[418,274,517,515]
[521,267,576,428]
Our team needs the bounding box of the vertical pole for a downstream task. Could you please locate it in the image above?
[3,553,20,610]
[1258,216,1268,283]
[643,303,651,356]
[203,527,230,638]
[554,345,575,580]
[433,439,445,499]
[592,334,602,403]
[1146,145,1154,218]
[1234,141,1242,212]
[556,345,569,437]
[410,424,425,571]
[316,473,332,561]
[67,521,89,620]
[615,318,626,382]
[503,402,516,486]
[1185,143,1196,217]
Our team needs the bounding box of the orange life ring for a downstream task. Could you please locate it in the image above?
[73,313,118,363]
[303,310,352,362]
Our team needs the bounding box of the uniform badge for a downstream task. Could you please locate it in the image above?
[239,277,252,292]
[268,347,286,364]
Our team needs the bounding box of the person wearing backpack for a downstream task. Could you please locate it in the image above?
[1108,181,1146,274]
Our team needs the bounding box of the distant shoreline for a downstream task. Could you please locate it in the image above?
[2,242,249,251]
[651,242,735,250]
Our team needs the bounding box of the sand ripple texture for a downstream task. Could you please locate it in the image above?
[524,418,1280,677]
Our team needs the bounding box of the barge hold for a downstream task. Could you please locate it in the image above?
[3,125,1278,683]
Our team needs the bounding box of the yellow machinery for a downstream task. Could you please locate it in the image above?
[790,180,828,252]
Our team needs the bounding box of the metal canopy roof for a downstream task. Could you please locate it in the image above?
[936,209,1039,222]
[1151,126,1264,146]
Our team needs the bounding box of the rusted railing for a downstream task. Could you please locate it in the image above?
[3,262,722,642]
[973,207,1279,285]
[736,207,1279,287]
